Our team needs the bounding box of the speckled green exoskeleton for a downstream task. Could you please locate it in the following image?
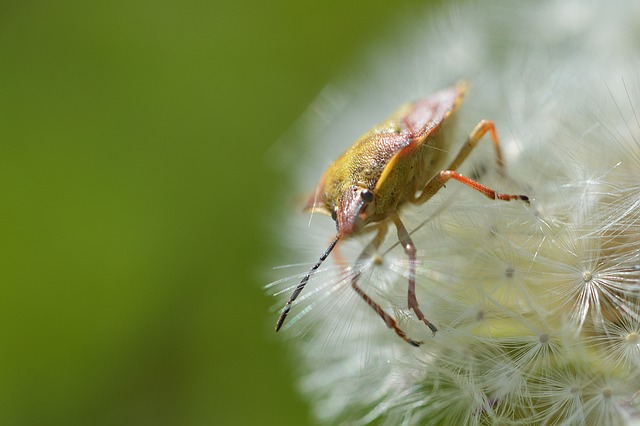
[276,82,529,346]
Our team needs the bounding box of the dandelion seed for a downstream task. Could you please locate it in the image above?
[589,308,640,370]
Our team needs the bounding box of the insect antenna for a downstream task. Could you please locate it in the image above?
[275,235,340,331]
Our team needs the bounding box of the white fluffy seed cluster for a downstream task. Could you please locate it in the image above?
[269,1,640,424]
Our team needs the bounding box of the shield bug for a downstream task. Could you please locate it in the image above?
[276,81,529,346]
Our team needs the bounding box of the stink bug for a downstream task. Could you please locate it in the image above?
[276,81,529,346]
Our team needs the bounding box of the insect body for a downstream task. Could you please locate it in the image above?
[276,82,529,346]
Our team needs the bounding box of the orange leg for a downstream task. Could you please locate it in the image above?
[449,120,505,174]
[415,170,529,205]
[413,120,528,205]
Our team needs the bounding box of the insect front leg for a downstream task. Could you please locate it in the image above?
[392,214,438,334]
[350,221,423,346]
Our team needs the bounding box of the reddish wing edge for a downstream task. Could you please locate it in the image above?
[375,81,467,192]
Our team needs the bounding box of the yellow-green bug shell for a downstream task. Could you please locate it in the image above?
[307,81,467,236]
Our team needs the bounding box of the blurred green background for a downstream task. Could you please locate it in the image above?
[0,1,431,424]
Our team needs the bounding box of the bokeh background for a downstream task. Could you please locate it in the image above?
[0,0,434,425]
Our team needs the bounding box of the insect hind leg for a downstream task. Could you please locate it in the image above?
[415,170,529,206]
[412,120,529,206]
[448,119,505,175]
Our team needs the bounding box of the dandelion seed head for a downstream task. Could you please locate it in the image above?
[269,0,640,423]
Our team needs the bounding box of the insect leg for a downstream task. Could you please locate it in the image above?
[392,214,438,334]
[414,170,529,206]
[447,119,505,175]
[350,222,422,346]
[413,120,529,206]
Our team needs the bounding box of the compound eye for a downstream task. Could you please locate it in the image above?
[331,209,338,221]
[361,189,374,203]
